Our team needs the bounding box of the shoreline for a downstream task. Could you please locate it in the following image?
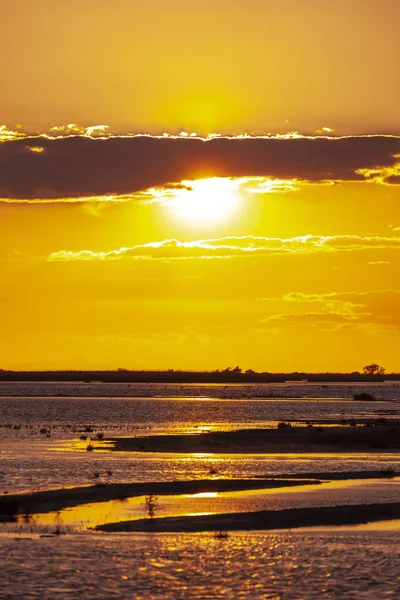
[0,478,321,517]
[108,424,400,454]
[1,470,398,519]
[95,502,400,533]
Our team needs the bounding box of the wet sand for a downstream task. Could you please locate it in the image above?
[109,423,400,453]
[2,471,398,522]
[0,478,320,516]
[96,502,400,533]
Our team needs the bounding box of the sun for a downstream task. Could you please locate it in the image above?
[167,177,242,224]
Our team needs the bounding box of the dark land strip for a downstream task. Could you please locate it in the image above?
[0,370,397,383]
[0,478,320,517]
[108,423,400,453]
[1,471,398,520]
[96,502,400,533]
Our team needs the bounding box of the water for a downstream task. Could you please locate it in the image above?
[10,478,400,531]
[1,383,400,598]
[1,389,399,440]
[3,380,400,400]
[1,383,400,494]
[2,444,400,495]
[0,531,399,599]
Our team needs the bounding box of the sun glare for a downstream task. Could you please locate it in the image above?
[166,177,242,224]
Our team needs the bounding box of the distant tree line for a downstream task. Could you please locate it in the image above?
[0,364,394,383]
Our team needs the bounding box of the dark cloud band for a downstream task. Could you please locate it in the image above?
[1,135,400,199]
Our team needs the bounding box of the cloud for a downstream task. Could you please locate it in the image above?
[356,161,400,185]
[0,124,110,141]
[315,127,335,134]
[48,124,110,137]
[0,125,26,142]
[1,133,400,200]
[0,177,300,205]
[278,290,400,302]
[260,290,400,330]
[47,234,400,262]
[0,193,137,205]
[266,311,360,323]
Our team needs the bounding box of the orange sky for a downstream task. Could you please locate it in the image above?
[1,0,400,371]
[2,0,400,135]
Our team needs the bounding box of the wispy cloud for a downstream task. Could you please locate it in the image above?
[0,176,306,205]
[0,123,342,142]
[266,311,362,323]
[356,160,400,185]
[278,290,400,301]
[47,234,400,262]
[260,290,400,330]
[0,125,26,142]
[0,193,136,205]
[0,124,111,141]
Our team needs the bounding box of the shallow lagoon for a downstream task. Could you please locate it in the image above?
[1,383,400,598]
[0,382,400,493]
[1,531,400,599]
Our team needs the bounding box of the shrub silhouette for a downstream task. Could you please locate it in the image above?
[362,364,386,376]
[353,392,376,401]
[144,494,159,520]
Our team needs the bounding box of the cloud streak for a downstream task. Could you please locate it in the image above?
[0,177,298,205]
[1,133,400,200]
[260,290,400,330]
[47,234,400,261]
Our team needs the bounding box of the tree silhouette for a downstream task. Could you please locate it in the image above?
[362,364,386,376]
[144,494,159,519]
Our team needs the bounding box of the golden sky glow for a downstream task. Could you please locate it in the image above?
[1,1,400,371]
[2,0,400,135]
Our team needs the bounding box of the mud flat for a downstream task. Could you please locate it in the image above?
[0,478,320,517]
[109,423,400,454]
[2,471,398,520]
[96,502,400,533]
